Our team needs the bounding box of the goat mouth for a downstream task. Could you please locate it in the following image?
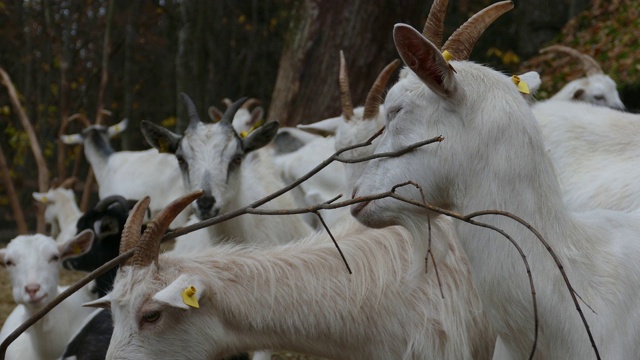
[27,293,48,305]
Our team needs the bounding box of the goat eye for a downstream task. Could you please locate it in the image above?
[594,95,605,101]
[4,260,14,267]
[229,154,243,171]
[387,106,401,121]
[49,255,60,263]
[141,311,161,323]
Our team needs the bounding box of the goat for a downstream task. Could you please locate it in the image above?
[32,178,81,244]
[539,45,625,110]
[0,231,95,360]
[140,94,312,246]
[209,98,264,135]
[351,1,640,358]
[532,99,640,211]
[86,191,495,360]
[61,119,190,227]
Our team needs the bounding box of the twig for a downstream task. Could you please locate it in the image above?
[315,211,352,274]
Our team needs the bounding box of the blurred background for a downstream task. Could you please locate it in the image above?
[0,0,638,241]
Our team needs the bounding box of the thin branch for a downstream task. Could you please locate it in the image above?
[315,211,352,274]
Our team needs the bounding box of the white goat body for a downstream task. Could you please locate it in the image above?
[104,217,494,360]
[533,100,640,211]
[0,232,96,360]
[351,11,640,359]
[32,187,82,244]
[62,120,190,227]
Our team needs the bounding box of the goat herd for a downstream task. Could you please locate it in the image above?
[2,1,639,359]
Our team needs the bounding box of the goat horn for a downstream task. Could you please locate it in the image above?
[241,98,261,110]
[67,113,92,128]
[222,98,233,108]
[131,190,204,267]
[181,93,201,130]
[221,97,249,127]
[94,195,131,213]
[363,59,401,120]
[422,0,449,47]
[57,177,77,190]
[442,1,514,61]
[339,50,354,121]
[539,45,603,77]
[119,197,150,266]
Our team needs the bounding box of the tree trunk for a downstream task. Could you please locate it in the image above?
[0,144,28,235]
[0,66,49,233]
[268,0,426,127]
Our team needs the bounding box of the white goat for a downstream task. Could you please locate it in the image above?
[32,183,82,244]
[351,2,640,358]
[532,99,640,211]
[539,45,625,110]
[61,119,189,227]
[0,231,96,360]
[140,94,312,246]
[87,192,495,360]
[208,98,264,135]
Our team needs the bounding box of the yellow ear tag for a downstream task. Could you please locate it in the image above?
[41,196,48,203]
[114,125,120,132]
[442,50,453,62]
[72,243,83,255]
[511,75,530,94]
[239,130,248,138]
[181,286,199,309]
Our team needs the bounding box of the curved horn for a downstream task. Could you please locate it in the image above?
[339,50,354,121]
[130,190,204,267]
[57,177,77,190]
[442,1,514,61]
[363,59,401,120]
[94,195,131,213]
[67,113,92,128]
[422,0,449,47]
[241,98,261,110]
[221,97,248,127]
[180,93,201,130]
[222,98,233,108]
[119,197,151,266]
[539,45,603,77]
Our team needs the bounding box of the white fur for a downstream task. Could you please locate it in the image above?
[0,233,96,360]
[104,218,494,360]
[533,100,640,211]
[61,120,190,227]
[352,24,640,359]
[32,188,82,244]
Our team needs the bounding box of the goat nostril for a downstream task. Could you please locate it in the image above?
[196,196,215,211]
[25,284,40,297]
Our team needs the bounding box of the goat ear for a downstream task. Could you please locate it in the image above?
[61,133,84,145]
[393,24,456,98]
[140,120,182,154]
[518,71,542,95]
[107,118,129,138]
[572,88,585,100]
[153,274,205,310]
[32,192,51,204]
[208,106,223,122]
[250,107,264,127]
[297,116,341,137]
[84,293,111,309]
[59,229,94,260]
[242,121,279,153]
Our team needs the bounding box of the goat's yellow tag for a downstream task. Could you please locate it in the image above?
[511,75,530,94]
[72,244,83,255]
[114,125,120,132]
[158,138,171,153]
[239,119,265,139]
[41,196,48,203]
[181,286,199,309]
[442,50,453,62]
[65,136,74,143]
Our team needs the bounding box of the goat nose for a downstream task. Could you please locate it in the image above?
[197,195,215,211]
[25,284,40,298]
